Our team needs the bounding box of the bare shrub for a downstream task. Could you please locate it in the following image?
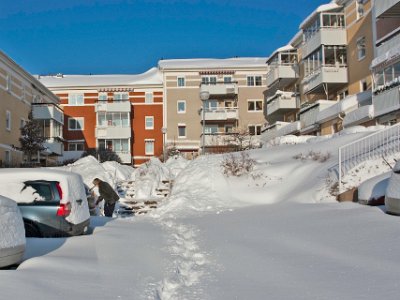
[293,151,331,163]
[221,152,255,177]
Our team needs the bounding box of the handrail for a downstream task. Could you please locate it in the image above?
[338,123,400,192]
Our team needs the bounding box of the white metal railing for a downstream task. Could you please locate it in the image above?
[338,123,400,192]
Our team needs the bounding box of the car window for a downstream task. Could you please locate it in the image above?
[23,182,55,202]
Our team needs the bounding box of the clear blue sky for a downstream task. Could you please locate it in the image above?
[0,0,326,75]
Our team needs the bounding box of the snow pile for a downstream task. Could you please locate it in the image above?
[0,195,25,249]
[165,156,190,179]
[358,172,391,204]
[386,161,400,205]
[102,160,134,182]
[131,158,171,199]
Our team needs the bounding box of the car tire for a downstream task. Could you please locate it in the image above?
[24,221,42,238]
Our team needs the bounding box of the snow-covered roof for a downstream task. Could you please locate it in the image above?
[289,31,303,47]
[158,57,268,70]
[37,67,163,88]
[266,45,295,64]
[300,2,342,29]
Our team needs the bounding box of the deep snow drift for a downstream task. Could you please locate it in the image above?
[1,126,400,300]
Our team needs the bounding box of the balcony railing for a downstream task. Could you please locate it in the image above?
[343,105,374,128]
[32,104,64,124]
[373,87,400,117]
[375,0,400,18]
[95,101,131,112]
[266,64,299,87]
[200,82,238,96]
[44,139,63,156]
[204,108,239,121]
[302,27,347,59]
[95,126,131,139]
[302,65,348,94]
[266,91,298,117]
[299,100,336,131]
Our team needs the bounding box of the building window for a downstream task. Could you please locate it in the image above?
[178,124,186,138]
[98,93,108,101]
[247,100,263,112]
[360,79,368,92]
[6,74,11,92]
[145,116,154,130]
[98,112,129,127]
[145,139,155,155]
[248,125,262,136]
[357,37,366,61]
[68,93,84,105]
[224,76,232,83]
[247,76,262,86]
[356,0,364,19]
[68,117,84,130]
[145,92,153,103]
[201,76,217,85]
[6,111,11,131]
[113,92,129,101]
[177,77,185,87]
[99,139,129,152]
[225,125,234,133]
[177,100,186,113]
[205,125,218,134]
[68,143,84,151]
[4,151,11,167]
[338,90,349,100]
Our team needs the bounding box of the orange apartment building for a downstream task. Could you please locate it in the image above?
[38,68,164,166]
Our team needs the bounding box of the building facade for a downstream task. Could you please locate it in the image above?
[0,50,62,167]
[158,58,268,155]
[38,68,164,166]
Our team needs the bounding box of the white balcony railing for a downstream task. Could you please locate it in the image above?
[343,105,374,128]
[200,82,238,96]
[302,65,348,94]
[44,139,63,156]
[373,87,400,117]
[202,134,235,147]
[301,28,347,59]
[277,121,302,136]
[95,101,131,112]
[266,64,299,87]
[266,92,297,116]
[299,100,336,131]
[204,108,239,121]
[95,126,131,139]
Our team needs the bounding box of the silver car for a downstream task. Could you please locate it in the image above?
[0,195,25,268]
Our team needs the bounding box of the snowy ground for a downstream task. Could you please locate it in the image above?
[1,127,400,299]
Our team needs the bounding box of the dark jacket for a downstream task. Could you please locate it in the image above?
[98,181,119,204]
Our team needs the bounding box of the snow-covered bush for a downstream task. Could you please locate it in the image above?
[293,150,331,163]
[221,152,255,177]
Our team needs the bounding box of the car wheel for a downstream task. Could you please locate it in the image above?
[24,221,42,238]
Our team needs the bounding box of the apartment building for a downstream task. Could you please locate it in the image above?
[371,0,400,125]
[158,58,268,155]
[38,68,164,166]
[0,50,62,167]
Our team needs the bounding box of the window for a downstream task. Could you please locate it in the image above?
[177,100,186,113]
[98,112,129,127]
[68,93,84,105]
[6,75,11,92]
[98,93,108,101]
[113,92,129,101]
[248,125,262,136]
[225,101,234,108]
[145,116,154,130]
[99,139,129,152]
[68,117,84,130]
[177,77,185,87]
[178,125,186,138]
[68,143,84,151]
[247,76,262,86]
[357,37,366,60]
[225,125,233,133]
[247,100,263,112]
[145,92,153,103]
[6,110,11,131]
[205,99,218,110]
[145,140,155,155]
[201,76,217,85]
[224,76,232,83]
[205,125,218,134]
[356,0,364,19]
[360,79,368,92]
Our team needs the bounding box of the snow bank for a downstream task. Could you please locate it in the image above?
[358,172,391,204]
[102,161,134,182]
[165,156,190,179]
[0,196,25,249]
[385,161,400,213]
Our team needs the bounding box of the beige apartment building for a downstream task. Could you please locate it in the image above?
[0,50,62,167]
[158,58,268,155]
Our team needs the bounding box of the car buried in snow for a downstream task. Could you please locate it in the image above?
[0,195,25,268]
[0,169,90,237]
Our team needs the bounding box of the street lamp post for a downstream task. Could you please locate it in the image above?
[161,127,167,162]
[199,90,210,155]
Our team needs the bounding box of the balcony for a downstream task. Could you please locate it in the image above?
[44,138,63,156]
[32,104,63,124]
[95,101,131,112]
[95,126,131,139]
[302,65,348,95]
[260,122,288,143]
[202,133,235,147]
[277,121,302,136]
[266,64,299,88]
[299,100,336,133]
[373,87,400,117]
[375,0,400,18]
[204,108,239,121]
[302,28,347,59]
[343,105,374,128]
[266,91,298,117]
[200,82,238,97]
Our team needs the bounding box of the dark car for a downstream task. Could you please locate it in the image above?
[0,169,90,238]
